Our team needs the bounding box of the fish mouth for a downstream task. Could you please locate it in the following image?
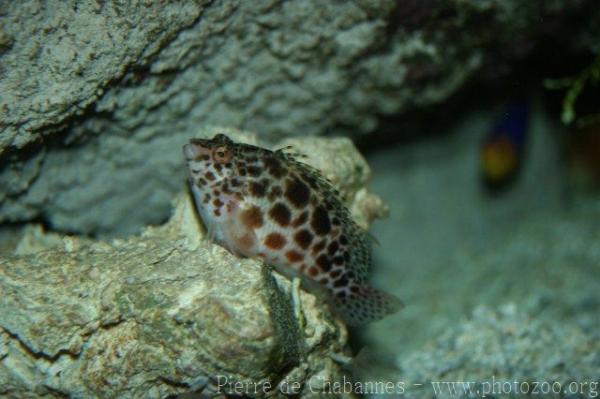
[183,139,211,161]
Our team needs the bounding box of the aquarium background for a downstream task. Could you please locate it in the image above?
[1,1,599,398]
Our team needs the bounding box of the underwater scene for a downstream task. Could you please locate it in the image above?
[0,1,599,398]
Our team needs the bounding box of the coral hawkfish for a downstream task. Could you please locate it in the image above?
[183,134,401,325]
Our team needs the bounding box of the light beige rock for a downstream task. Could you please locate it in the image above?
[0,129,385,398]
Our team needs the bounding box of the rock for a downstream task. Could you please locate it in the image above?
[0,193,353,398]
[1,0,596,235]
[0,1,205,154]
[0,127,387,397]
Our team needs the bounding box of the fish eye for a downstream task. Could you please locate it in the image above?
[213,146,231,163]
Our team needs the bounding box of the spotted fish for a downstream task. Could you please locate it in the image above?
[183,134,402,325]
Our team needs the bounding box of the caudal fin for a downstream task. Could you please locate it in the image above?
[333,285,403,326]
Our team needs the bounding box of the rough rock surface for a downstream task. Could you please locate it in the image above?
[0,194,370,398]
[0,1,205,153]
[1,0,596,236]
[0,127,388,397]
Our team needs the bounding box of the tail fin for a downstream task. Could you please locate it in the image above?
[333,285,403,326]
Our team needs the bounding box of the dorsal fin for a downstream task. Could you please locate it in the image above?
[275,145,308,161]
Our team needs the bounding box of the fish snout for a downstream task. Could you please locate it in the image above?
[183,140,211,161]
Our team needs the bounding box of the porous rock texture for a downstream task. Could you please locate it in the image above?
[0,0,596,236]
[0,128,388,398]
[0,202,343,398]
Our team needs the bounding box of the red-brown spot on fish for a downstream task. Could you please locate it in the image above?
[285,250,303,263]
[264,233,286,250]
[241,205,264,229]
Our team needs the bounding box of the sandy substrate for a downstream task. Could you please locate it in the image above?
[359,104,600,389]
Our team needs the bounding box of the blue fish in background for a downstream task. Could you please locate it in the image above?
[480,99,530,190]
